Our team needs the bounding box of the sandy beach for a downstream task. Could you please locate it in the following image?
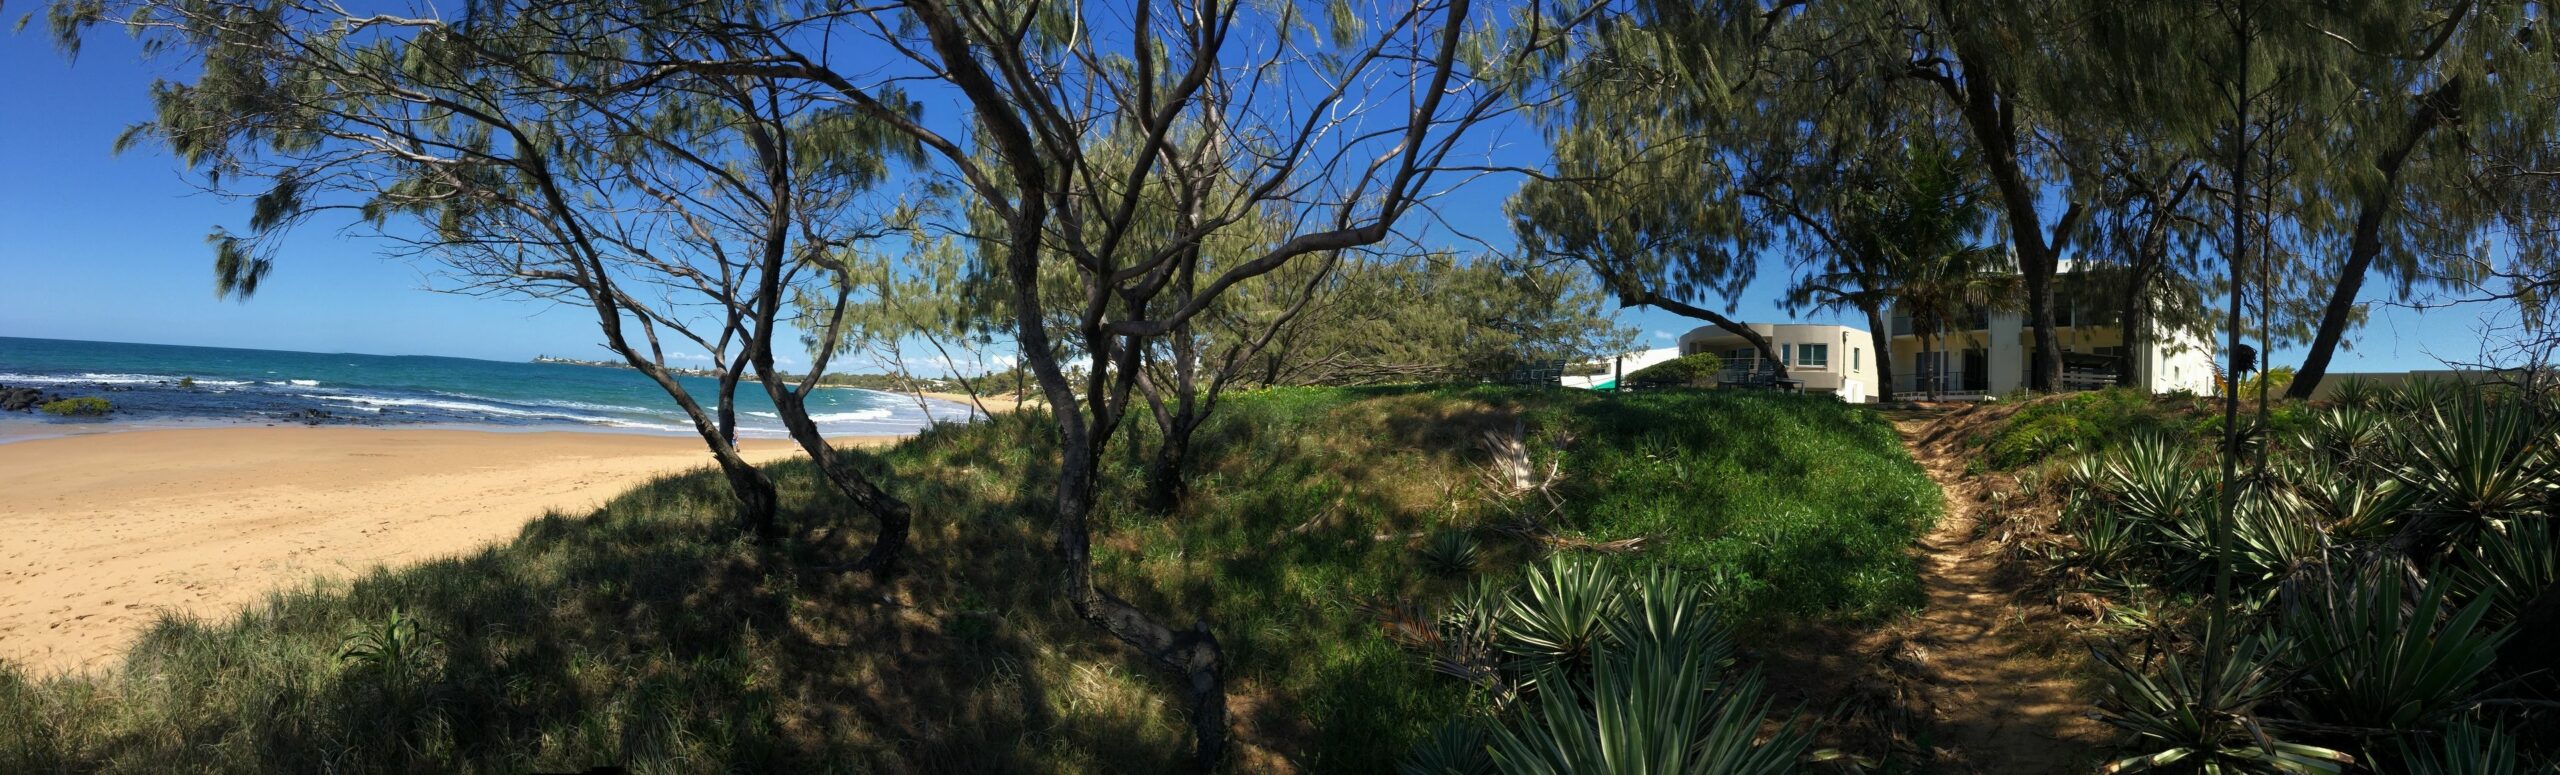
[914,389,1031,416]
[0,426,893,675]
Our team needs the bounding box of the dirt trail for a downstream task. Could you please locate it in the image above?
[1882,409,2108,773]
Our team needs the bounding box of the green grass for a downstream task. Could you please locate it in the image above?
[0,386,1938,772]
[1541,390,1939,620]
[1970,387,2313,470]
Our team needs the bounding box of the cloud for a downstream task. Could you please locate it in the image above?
[1651,330,1674,341]
[664,351,714,363]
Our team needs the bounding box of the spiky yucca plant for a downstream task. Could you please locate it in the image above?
[2324,377,2383,410]
[2393,397,2550,540]
[2450,519,2560,626]
[1487,576,1798,775]
[1498,557,1623,675]
[2280,567,2506,730]
[1399,722,1495,775]
[2388,721,2533,775]
[2091,629,2352,774]
[1408,564,1808,775]
[1421,528,1485,577]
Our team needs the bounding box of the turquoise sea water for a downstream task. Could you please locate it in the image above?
[0,336,978,437]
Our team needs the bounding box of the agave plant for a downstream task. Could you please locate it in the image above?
[2388,721,2532,775]
[1400,722,1495,775]
[2290,468,2421,542]
[2064,506,2151,586]
[2102,436,2213,527]
[1433,577,1512,689]
[2218,488,2331,597]
[2303,407,2392,470]
[2393,397,2552,545]
[2326,377,2383,410]
[2447,518,2560,627]
[1498,556,1624,675]
[1606,568,1730,660]
[2388,375,2463,414]
[1422,528,1485,577]
[2279,566,2507,730]
[1484,649,1806,775]
[2091,628,2353,774]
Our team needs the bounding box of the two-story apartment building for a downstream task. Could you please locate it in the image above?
[1883,299,2215,399]
[1675,323,1881,403]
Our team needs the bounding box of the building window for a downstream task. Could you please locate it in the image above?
[1725,347,1756,364]
[1796,343,1829,368]
[1853,348,1862,370]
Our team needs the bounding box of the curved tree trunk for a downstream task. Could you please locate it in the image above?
[2288,80,2462,400]
[755,374,913,577]
[1626,288,1788,381]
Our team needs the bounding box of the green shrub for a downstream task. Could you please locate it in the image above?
[1621,353,1723,388]
[1977,389,2187,468]
[37,397,112,417]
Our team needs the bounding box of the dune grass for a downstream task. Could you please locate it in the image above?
[0,386,1937,772]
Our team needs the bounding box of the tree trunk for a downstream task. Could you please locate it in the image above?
[2023,262,2064,393]
[2288,80,2461,400]
[1941,38,2080,393]
[1922,330,1938,401]
[712,453,780,535]
[2285,208,2384,400]
[2118,270,2152,391]
[717,356,747,442]
[1143,415,1197,514]
[1865,304,1892,403]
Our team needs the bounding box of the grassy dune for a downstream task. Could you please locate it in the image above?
[1,386,1937,773]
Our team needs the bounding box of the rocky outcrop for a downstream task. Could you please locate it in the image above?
[0,385,68,413]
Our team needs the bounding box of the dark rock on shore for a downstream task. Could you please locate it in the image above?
[0,385,69,413]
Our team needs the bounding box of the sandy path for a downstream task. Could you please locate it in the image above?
[1886,411,2107,772]
[0,427,857,676]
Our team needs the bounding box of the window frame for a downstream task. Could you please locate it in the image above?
[1795,343,1829,369]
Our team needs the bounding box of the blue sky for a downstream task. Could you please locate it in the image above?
[0,24,2497,373]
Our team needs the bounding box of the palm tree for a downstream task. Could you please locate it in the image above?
[1872,141,2014,400]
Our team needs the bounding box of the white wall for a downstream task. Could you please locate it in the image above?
[2141,326,2218,395]
[1562,347,1680,389]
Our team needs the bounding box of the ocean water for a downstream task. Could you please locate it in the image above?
[0,336,980,438]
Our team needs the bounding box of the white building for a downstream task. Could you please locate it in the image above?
[1882,300,2216,400]
[1675,323,1881,403]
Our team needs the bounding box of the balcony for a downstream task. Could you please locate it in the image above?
[1890,308,1993,337]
